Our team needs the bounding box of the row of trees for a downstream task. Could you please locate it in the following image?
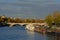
[0,16,45,23]
[45,11,60,27]
[8,18,45,23]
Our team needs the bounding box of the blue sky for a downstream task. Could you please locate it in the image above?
[0,0,60,19]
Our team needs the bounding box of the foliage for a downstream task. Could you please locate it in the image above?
[45,11,60,27]
[45,14,54,27]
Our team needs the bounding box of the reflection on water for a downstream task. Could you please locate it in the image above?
[47,34,55,40]
[26,30,34,40]
[56,34,60,40]
[0,26,60,40]
[47,33,60,40]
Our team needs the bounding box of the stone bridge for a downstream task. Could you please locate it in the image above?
[7,23,47,27]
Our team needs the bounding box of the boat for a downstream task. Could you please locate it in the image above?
[25,24,35,31]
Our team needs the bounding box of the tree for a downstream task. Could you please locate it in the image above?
[30,19,36,23]
[38,19,45,23]
[45,14,54,27]
[25,19,31,23]
[7,17,13,23]
[53,11,60,27]
[45,11,60,27]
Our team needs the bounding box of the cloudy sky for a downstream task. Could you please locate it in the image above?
[0,0,60,19]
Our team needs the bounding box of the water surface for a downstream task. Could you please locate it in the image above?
[0,26,60,40]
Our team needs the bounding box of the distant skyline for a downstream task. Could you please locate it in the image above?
[0,0,60,19]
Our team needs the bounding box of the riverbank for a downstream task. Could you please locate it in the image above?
[0,22,9,27]
[34,26,60,34]
[25,24,60,34]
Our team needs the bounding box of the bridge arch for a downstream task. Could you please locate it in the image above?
[22,24,28,26]
[9,23,28,27]
[12,24,21,26]
[9,23,21,27]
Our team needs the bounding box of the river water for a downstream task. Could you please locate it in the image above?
[0,26,60,40]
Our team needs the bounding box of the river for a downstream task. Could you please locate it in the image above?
[0,26,60,40]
